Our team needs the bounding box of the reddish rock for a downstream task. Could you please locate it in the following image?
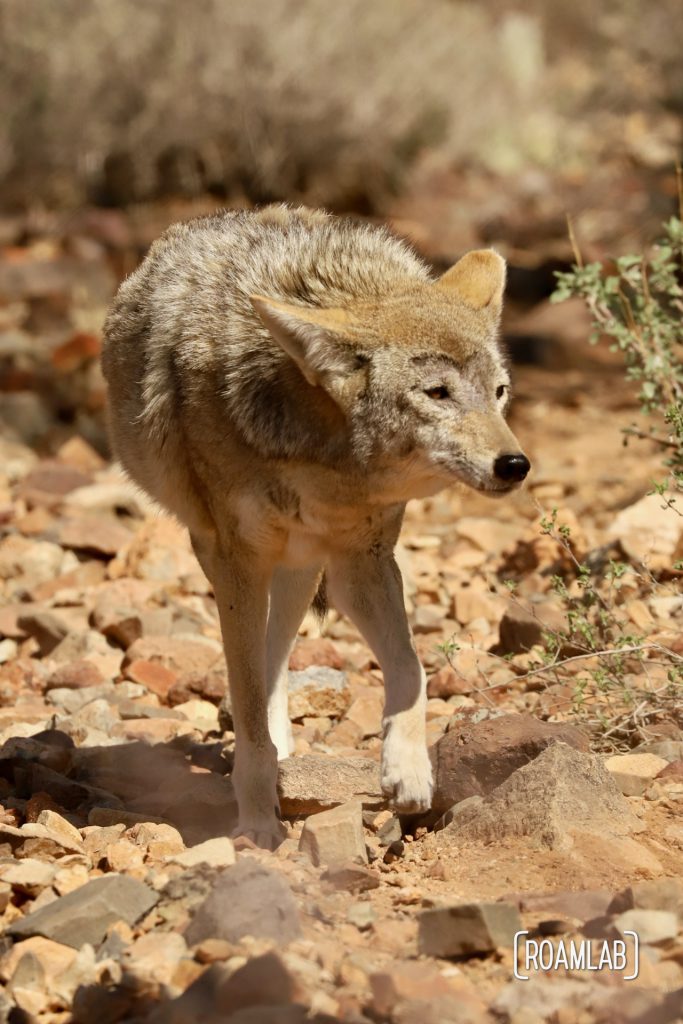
[46,659,106,691]
[124,636,222,676]
[167,668,227,707]
[430,712,590,814]
[124,659,178,699]
[288,637,344,671]
[657,759,683,781]
[427,665,472,698]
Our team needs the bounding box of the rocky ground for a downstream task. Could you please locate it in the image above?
[0,209,682,1023]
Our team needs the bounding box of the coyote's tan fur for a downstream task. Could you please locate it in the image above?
[102,205,529,848]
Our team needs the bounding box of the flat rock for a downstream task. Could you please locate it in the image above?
[604,752,669,796]
[277,754,382,816]
[124,635,223,676]
[321,861,380,893]
[184,860,301,946]
[169,837,236,869]
[444,742,642,851]
[7,873,158,948]
[287,666,350,720]
[418,901,521,957]
[430,713,589,814]
[299,800,368,867]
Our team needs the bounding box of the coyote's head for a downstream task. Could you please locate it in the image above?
[251,249,529,499]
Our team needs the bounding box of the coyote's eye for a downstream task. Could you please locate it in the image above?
[425,385,450,400]
[496,384,507,400]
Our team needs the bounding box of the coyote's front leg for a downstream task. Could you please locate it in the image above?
[327,548,432,814]
[201,530,285,849]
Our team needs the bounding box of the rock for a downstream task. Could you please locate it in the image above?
[277,755,382,816]
[427,666,472,698]
[56,514,133,557]
[287,667,350,720]
[288,637,344,671]
[7,873,159,948]
[604,752,670,796]
[169,837,236,869]
[321,862,380,893]
[430,713,589,814]
[105,838,145,872]
[658,759,683,781]
[636,739,683,762]
[0,535,77,591]
[370,962,482,1018]
[91,602,144,649]
[123,635,222,676]
[121,931,189,987]
[35,810,83,847]
[496,605,545,654]
[45,660,106,691]
[608,878,683,916]
[613,909,679,946]
[48,630,124,679]
[299,801,368,867]
[347,902,375,930]
[609,491,683,565]
[184,860,301,946]
[418,901,521,957]
[173,698,220,731]
[124,658,179,698]
[0,858,55,895]
[443,743,642,851]
[16,610,69,655]
[519,890,613,923]
[413,604,447,633]
[168,668,227,707]
[0,935,77,986]
[345,691,383,738]
[148,953,299,1024]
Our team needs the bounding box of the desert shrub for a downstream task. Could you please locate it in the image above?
[553,210,683,493]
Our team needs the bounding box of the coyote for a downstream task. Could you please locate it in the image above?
[102,205,529,848]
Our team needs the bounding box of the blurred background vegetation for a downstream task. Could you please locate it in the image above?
[0,0,681,223]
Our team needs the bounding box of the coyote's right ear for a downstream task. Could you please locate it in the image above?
[250,295,360,394]
[436,249,506,309]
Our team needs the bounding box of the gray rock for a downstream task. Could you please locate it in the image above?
[430,713,589,814]
[443,742,641,850]
[278,754,381,816]
[287,666,350,720]
[7,873,158,948]
[418,901,521,957]
[184,860,301,946]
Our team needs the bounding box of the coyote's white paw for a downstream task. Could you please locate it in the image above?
[232,814,286,851]
[381,739,433,814]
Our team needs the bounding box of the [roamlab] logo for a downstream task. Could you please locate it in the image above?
[514,930,640,982]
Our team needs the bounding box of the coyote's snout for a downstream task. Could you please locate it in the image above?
[103,205,529,848]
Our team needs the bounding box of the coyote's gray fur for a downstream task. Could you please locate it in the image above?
[102,205,529,848]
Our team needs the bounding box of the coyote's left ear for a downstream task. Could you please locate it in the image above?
[436,249,506,309]
[250,295,360,394]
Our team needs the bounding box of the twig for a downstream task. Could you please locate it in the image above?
[622,425,679,450]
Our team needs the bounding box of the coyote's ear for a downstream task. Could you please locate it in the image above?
[250,295,359,391]
[436,249,506,309]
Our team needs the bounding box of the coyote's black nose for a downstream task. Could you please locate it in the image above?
[494,453,530,483]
